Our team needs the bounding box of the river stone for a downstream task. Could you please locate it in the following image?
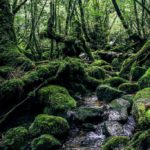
[104,121,124,136]
[96,85,123,102]
[107,108,128,121]
[110,98,131,110]
[69,107,104,123]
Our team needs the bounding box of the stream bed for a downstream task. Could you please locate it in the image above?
[61,94,136,150]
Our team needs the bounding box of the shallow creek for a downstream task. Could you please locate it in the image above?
[61,94,136,150]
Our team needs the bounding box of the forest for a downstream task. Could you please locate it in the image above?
[0,0,150,149]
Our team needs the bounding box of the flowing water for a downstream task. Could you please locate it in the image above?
[61,94,136,150]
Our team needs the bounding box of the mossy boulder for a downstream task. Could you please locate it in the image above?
[29,114,69,137]
[132,88,150,127]
[3,126,29,149]
[130,66,146,81]
[133,88,150,101]
[0,79,24,112]
[104,77,127,87]
[96,85,123,102]
[72,107,104,123]
[86,66,105,80]
[101,136,129,150]
[118,83,140,94]
[38,85,76,114]
[31,134,61,150]
[138,68,150,88]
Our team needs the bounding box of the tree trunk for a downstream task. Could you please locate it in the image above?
[0,0,33,69]
[0,0,16,44]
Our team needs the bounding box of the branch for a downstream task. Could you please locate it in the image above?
[13,0,28,15]
[135,0,150,16]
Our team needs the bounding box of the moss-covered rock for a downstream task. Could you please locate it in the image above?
[104,77,127,87]
[96,85,123,102]
[31,134,61,150]
[124,129,150,150]
[3,126,29,149]
[101,136,129,150]
[132,98,150,128]
[29,114,69,137]
[38,85,76,114]
[72,107,104,123]
[138,68,150,88]
[134,88,150,101]
[86,66,105,80]
[130,66,146,81]
[118,83,140,94]
[0,79,24,112]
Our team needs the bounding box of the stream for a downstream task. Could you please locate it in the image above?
[61,94,136,150]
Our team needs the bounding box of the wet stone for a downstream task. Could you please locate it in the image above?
[105,121,124,136]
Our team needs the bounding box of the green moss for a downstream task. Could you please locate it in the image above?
[101,65,113,71]
[86,66,105,80]
[102,136,129,150]
[134,88,150,101]
[125,129,150,150]
[119,83,140,94]
[31,134,61,150]
[138,68,150,88]
[91,60,109,67]
[104,77,127,87]
[22,71,39,85]
[3,126,29,149]
[130,66,146,81]
[29,114,69,137]
[132,98,150,127]
[38,85,76,114]
[96,85,123,102]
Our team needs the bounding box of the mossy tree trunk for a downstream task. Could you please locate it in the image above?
[0,0,16,44]
[0,0,33,69]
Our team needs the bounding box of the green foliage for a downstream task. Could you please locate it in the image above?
[104,77,127,87]
[102,136,129,150]
[38,85,76,114]
[29,114,69,137]
[118,83,140,94]
[138,68,150,88]
[3,127,29,149]
[31,134,61,150]
[96,85,123,102]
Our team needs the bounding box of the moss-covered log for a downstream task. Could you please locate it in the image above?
[120,40,150,76]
